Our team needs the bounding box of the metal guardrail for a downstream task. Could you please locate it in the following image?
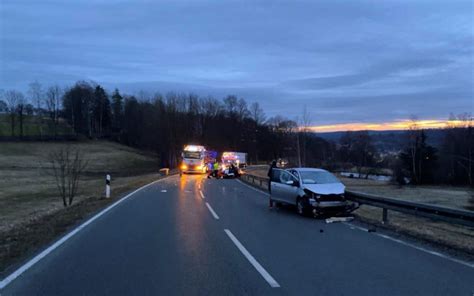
[241,172,474,227]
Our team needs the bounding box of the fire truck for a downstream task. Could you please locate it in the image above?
[180,145,207,174]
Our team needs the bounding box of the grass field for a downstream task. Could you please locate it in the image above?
[0,140,160,233]
[0,114,74,137]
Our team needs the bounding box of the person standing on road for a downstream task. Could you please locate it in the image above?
[207,162,214,178]
[213,161,220,178]
[267,160,277,208]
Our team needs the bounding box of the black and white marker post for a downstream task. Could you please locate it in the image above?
[105,174,111,198]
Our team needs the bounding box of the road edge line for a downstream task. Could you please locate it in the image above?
[224,229,280,288]
[342,222,474,269]
[0,176,170,290]
[199,190,205,199]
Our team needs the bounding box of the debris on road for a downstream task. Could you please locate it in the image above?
[325,216,354,224]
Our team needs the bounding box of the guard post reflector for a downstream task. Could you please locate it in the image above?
[106,174,111,198]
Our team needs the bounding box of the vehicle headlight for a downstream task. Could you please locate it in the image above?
[181,164,188,170]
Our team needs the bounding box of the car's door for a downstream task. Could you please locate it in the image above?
[278,170,300,204]
[270,169,284,201]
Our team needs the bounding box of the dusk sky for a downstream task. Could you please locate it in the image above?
[1,0,473,129]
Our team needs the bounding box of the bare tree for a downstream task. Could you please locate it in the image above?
[250,102,266,125]
[28,81,43,114]
[45,85,63,137]
[47,146,88,207]
[445,113,474,186]
[17,95,27,138]
[250,102,266,163]
[28,81,44,137]
[4,90,24,137]
[300,105,312,166]
[407,116,420,184]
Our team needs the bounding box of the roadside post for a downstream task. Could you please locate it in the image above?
[106,174,111,198]
[382,208,388,224]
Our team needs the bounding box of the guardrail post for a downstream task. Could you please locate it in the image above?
[382,208,388,224]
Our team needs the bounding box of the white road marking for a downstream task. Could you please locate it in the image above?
[235,179,269,196]
[342,222,474,269]
[0,177,171,290]
[205,202,219,220]
[161,189,167,193]
[224,229,280,288]
[199,190,205,199]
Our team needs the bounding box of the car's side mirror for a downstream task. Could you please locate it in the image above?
[285,180,299,187]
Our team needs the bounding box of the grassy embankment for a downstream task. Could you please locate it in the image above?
[0,140,165,276]
[0,114,74,137]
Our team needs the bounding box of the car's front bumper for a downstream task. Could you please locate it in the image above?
[309,199,359,213]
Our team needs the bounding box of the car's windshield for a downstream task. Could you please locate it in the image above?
[300,171,340,184]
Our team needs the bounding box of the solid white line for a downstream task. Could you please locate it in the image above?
[205,202,219,220]
[235,179,269,196]
[342,222,474,269]
[224,229,280,288]
[0,176,171,290]
[199,190,205,199]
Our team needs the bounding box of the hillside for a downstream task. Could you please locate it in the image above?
[0,140,160,233]
[0,114,75,138]
[316,129,446,153]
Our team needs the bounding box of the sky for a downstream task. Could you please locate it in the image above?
[0,0,473,130]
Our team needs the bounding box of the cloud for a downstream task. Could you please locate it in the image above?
[0,0,472,125]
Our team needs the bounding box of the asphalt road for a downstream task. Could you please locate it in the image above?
[1,174,473,295]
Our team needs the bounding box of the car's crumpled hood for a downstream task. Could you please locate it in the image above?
[302,183,345,195]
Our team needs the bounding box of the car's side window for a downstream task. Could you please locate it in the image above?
[280,171,290,183]
[280,171,297,184]
[289,170,299,179]
[271,169,282,183]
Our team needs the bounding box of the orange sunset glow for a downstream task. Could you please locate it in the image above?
[308,119,469,133]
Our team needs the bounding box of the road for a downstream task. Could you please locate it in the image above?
[1,174,473,295]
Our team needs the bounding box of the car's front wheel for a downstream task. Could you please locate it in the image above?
[296,197,309,216]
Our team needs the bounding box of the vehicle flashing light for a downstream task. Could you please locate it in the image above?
[184,145,205,152]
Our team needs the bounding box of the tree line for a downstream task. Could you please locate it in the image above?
[0,81,472,186]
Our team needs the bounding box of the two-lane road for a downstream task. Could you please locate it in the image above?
[1,174,473,295]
